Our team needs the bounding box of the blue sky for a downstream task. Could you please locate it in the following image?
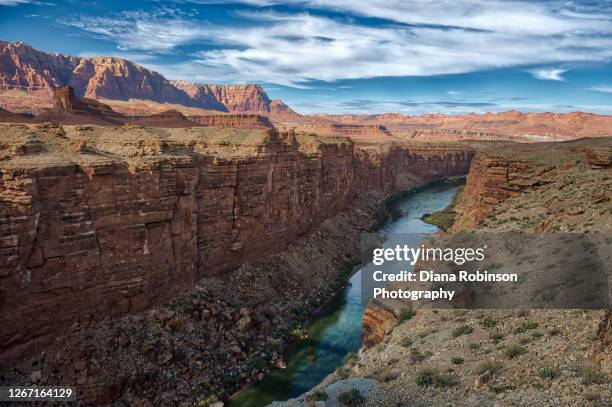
[1,0,612,115]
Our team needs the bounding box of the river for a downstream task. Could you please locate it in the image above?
[228,179,463,407]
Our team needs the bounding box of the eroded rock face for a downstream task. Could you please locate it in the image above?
[362,301,399,347]
[0,124,475,366]
[171,81,271,113]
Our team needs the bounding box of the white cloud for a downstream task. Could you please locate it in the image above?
[529,67,569,81]
[588,85,612,93]
[0,0,32,5]
[60,2,612,86]
[193,0,612,35]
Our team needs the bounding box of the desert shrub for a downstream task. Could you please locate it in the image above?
[481,318,497,328]
[416,367,455,387]
[401,337,413,348]
[489,330,504,344]
[451,356,464,365]
[452,324,474,337]
[490,384,515,394]
[468,342,482,350]
[337,389,365,406]
[504,342,527,359]
[476,359,502,375]
[538,368,559,379]
[410,348,426,363]
[577,364,607,385]
[514,321,539,334]
[305,390,328,402]
[398,308,416,323]
[532,332,544,339]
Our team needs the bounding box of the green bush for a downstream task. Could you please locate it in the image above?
[481,318,497,328]
[451,356,464,365]
[538,368,559,379]
[514,321,539,334]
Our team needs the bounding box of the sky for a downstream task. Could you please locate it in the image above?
[1,0,612,115]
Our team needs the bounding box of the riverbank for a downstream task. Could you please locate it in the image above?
[292,138,612,406]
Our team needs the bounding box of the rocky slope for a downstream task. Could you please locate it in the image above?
[302,137,612,407]
[0,41,275,113]
[0,123,474,404]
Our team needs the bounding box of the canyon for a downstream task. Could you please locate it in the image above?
[311,136,612,407]
[0,122,473,404]
[0,38,611,407]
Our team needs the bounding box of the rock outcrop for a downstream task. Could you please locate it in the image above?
[37,86,125,125]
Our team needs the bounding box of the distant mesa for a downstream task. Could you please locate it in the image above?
[188,114,274,129]
[0,40,611,141]
[131,109,195,128]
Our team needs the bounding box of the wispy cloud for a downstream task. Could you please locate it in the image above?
[59,1,612,86]
[529,67,569,81]
[0,0,33,5]
[588,85,612,93]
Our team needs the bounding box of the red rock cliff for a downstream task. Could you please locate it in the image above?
[0,41,276,113]
[0,125,474,363]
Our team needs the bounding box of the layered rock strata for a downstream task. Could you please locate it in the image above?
[187,113,274,129]
[0,124,474,371]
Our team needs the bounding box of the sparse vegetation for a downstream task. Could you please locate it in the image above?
[398,308,416,323]
[514,321,539,334]
[504,342,527,359]
[538,368,559,379]
[577,364,607,385]
[409,348,426,363]
[451,356,464,365]
[305,390,328,402]
[401,337,413,348]
[337,389,365,406]
[416,367,456,387]
[481,318,497,328]
[476,359,502,375]
[452,324,474,337]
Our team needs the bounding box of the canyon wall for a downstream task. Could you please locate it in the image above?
[0,124,474,363]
